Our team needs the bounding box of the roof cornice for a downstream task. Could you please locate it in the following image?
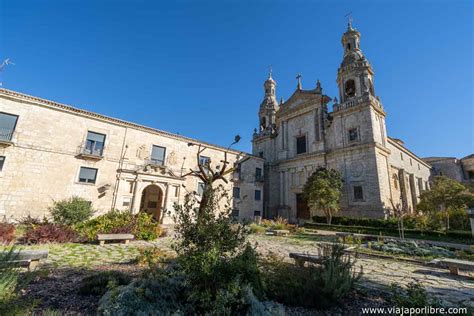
[387,137,431,168]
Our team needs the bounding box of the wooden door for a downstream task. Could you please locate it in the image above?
[296,193,310,220]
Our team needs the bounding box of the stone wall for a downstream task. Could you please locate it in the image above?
[0,89,263,222]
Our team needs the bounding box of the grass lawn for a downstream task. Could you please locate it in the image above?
[0,242,149,268]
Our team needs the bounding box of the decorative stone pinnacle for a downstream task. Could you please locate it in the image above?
[316,79,322,93]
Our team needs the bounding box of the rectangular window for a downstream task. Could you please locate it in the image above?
[254,210,261,217]
[400,153,403,161]
[468,171,474,180]
[199,155,210,166]
[348,128,359,142]
[174,185,179,197]
[151,145,166,165]
[353,186,364,201]
[0,156,4,171]
[296,135,307,154]
[233,187,240,198]
[258,152,264,158]
[231,209,239,217]
[255,167,263,181]
[197,182,205,196]
[122,196,132,207]
[78,167,98,184]
[410,158,413,166]
[0,112,18,141]
[84,131,106,156]
[255,190,261,201]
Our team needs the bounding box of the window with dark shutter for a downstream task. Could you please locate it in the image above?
[78,167,98,184]
[353,186,364,201]
[254,190,261,201]
[0,112,18,141]
[296,136,307,154]
[233,187,240,198]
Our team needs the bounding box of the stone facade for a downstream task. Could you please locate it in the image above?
[423,155,474,185]
[0,89,263,223]
[253,23,431,222]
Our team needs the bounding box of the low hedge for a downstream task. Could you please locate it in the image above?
[304,222,473,244]
[312,216,422,230]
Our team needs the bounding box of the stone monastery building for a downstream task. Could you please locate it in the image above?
[0,23,431,223]
[252,22,431,222]
[0,91,264,223]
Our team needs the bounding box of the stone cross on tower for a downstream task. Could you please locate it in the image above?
[296,73,302,90]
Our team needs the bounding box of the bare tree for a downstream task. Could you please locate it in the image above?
[390,197,409,240]
[182,135,249,220]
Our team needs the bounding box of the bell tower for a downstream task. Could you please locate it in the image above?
[337,21,375,103]
[258,70,279,135]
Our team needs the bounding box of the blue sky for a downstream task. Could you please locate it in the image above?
[1,0,472,157]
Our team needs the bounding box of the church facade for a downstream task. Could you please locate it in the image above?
[252,23,431,222]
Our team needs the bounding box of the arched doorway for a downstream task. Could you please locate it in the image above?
[139,185,163,221]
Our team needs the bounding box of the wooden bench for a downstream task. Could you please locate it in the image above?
[2,250,49,271]
[289,252,323,267]
[273,229,290,236]
[97,233,134,246]
[430,258,474,275]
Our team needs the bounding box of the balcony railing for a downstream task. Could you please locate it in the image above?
[0,128,14,142]
[76,143,104,160]
[145,158,165,166]
[333,94,382,112]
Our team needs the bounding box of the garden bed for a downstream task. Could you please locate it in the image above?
[304,222,473,244]
[345,239,474,263]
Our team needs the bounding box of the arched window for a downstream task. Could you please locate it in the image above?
[368,79,375,96]
[260,117,266,131]
[344,79,356,98]
[346,43,351,51]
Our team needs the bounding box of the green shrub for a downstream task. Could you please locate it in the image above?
[173,187,265,313]
[249,223,266,234]
[390,282,443,311]
[311,215,426,230]
[136,247,174,270]
[98,265,191,315]
[50,196,94,226]
[78,271,132,296]
[261,243,362,309]
[76,210,160,241]
[260,217,298,232]
[98,265,283,316]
